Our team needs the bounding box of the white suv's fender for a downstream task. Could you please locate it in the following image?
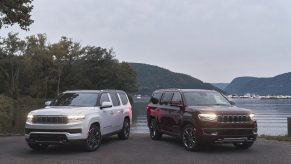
[83,114,101,137]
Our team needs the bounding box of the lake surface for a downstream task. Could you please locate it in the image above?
[131,99,291,136]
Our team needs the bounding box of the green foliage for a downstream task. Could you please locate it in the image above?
[0,0,34,30]
[0,95,14,132]
[129,63,223,95]
[0,33,137,100]
[260,135,291,142]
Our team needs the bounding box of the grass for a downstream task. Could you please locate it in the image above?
[260,135,291,142]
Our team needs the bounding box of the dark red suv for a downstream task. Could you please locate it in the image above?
[146,89,257,151]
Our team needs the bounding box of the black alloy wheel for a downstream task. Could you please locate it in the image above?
[118,118,130,140]
[149,118,162,140]
[84,125,101,151]
[182,124,200,151]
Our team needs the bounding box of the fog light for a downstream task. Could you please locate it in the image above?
[210,132,218,136]
[203,129,218,135]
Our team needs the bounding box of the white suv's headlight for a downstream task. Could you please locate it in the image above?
[249,113,256,121]
[67,115,85,122]
[198,113,217,122]
[26,114,34,123]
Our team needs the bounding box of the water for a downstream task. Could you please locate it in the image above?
[234,99,291,136]
[131,99,291,136]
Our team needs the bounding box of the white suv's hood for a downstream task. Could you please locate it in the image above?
[29,106,95,116]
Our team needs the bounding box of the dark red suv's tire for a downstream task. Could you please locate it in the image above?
[182,124,200,151]
[149,119,162,140]
[233,142,254,149]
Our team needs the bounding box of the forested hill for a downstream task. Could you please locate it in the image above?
[129,63,223,95]
[225,72,291,95]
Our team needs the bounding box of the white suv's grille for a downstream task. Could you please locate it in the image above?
[32,115,68,124]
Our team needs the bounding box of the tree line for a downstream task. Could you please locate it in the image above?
[0,33,137,99]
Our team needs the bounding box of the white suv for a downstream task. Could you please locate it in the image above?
[25,90,132,151]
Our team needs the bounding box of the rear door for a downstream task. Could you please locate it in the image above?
[168,92,184,134]
[158,92,174,132]
[109,92,124,131]
[99,92,115,134]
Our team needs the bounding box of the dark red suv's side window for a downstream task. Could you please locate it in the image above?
[160,92,174,105]
[171,92,183,104]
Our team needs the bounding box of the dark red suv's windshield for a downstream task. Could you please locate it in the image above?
[183,91,230,106]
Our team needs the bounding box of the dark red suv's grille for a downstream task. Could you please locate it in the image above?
[217,115,250,123]
[32,115,68,124]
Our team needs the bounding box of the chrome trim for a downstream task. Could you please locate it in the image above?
[215,137,255,143]
[32,115,68,124]
[217,115,250,123]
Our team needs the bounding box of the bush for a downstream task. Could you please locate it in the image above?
[0,95,14,132]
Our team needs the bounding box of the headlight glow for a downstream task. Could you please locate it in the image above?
[67,115,85,121]
[249,113,256,121]
[198,113,217,122]
[26,114,34,123]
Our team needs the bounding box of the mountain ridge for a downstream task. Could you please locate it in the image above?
[128,63,223,95]
[225,72,291,95]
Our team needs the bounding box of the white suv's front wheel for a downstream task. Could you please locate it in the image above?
[84,124,101,151]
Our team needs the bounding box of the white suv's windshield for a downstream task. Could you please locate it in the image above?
[51,93,98,107]
[183,91,230,106]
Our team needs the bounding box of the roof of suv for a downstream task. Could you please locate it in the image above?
[154,89,216,93]
[63,89,126,94]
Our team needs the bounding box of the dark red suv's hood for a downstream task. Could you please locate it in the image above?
[187,105,252,115]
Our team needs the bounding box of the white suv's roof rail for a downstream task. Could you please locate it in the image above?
[63,89,127,93]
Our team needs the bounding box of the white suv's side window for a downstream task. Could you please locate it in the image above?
[100,93,111,104]
[109,92,121,106]
[118,92,129,105]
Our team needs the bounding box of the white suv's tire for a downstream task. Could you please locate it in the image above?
[84,124,102,152]
[118,118,130,140]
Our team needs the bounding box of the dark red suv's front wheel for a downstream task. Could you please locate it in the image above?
[182,124,200,151]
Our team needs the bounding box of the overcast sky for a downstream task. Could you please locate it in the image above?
[1,0,291,83]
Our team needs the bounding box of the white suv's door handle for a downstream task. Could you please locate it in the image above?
[110,111,114,114]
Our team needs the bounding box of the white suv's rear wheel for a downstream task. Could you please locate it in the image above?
[118,118,130,140]
[84,124,101,151]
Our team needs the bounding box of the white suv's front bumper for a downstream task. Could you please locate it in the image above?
[25,122,88,143]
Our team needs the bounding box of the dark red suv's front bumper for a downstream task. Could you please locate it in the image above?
[195,121,257,143]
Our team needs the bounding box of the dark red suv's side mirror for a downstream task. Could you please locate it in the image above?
[150,97,159,104]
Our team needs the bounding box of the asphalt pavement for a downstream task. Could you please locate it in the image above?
[0,134,290,164]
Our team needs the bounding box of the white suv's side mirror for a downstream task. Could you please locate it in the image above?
[45,101,52,106]
[100,101,113,109]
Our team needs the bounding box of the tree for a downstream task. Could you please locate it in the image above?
[0,33,25,99]
[0,0,34,30]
